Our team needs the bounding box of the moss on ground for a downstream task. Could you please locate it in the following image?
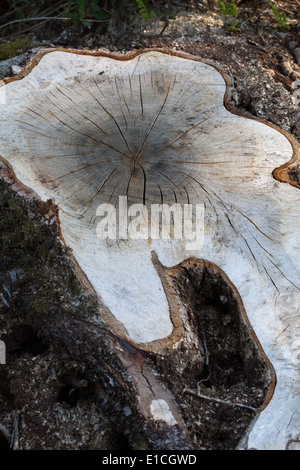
[0,179,98,322]
[0,37,31,60]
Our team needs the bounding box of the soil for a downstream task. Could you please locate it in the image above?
[152,259,274,450]
[0,181,129,450]
[1,1,299,140]
[0,0,299,451]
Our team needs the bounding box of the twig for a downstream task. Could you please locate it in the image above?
[202,331,210,366]
[0,423,11,443]
[0,17,71,30]
[0,16,109,31]
[0,2,68,38]
[10,410,19,450]
[247,39,269,53]
[1,18,62,41]
[183,387,257,412]
[74,18,109,23]
[159,20,169,36]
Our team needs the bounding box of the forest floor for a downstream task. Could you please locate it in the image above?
[1,0,299,141]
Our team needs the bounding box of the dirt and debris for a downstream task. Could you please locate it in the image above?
[0,180,192,452]
[151,260,273,450]
[0,2,299,139]
[0,180,128,450]
[0,0,299,451]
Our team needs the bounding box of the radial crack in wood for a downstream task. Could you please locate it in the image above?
[0,49,299,449]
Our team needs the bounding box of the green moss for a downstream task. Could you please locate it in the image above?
[0,185,50,255]
[0,180,99,321]
[132,439,149,450]
[0,37,31,61]
[30,290,57,316]
[66,271,83,298]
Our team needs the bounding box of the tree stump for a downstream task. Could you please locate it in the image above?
[0,49,299,450]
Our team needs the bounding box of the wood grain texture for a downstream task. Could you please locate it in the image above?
[0,49,299,449]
